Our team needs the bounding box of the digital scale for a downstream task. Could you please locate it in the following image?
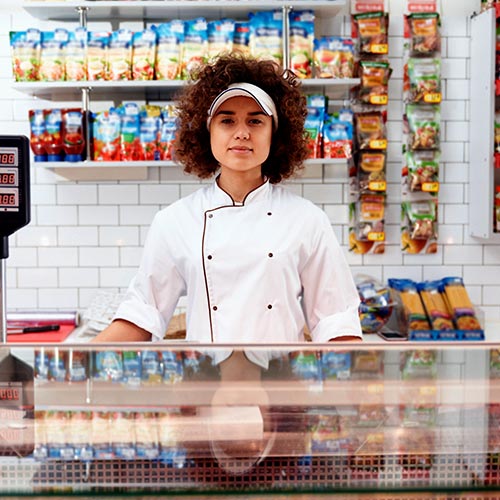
[0,135,34,456]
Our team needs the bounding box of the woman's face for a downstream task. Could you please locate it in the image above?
[209,96,273,178]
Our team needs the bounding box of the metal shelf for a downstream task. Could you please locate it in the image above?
[22,0,348,21]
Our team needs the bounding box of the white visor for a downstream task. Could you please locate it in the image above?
[207,82,278,131]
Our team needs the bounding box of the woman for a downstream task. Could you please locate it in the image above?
[93,54,362,345]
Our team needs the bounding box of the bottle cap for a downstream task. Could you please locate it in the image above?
[65,154,82,162]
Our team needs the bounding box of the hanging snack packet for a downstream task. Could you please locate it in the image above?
[404,150,439,193]
[39,29,68,81]
[87,31,109,81]
[406,58,441,104]
[356,193,385,241]
[233,21,251,55]
[92,109,121,161]
[313,36,355,79]
[107,29,133,81]
[406,104,440,150]
[417,281,454,332]
[65,27,87,81]
[355,111,387,150]
[289,10,315,79]
[154,21,184,80]
[132,29,157,81]
[352,11,389,56]
[10,29,42,82]
[180,17,208,79]
[249,10,283,64]
[359,60,391,105]
[407,12,440,57]
[403,200,437,240]
[207,19,235,62]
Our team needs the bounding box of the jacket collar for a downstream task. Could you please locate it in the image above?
[213,176,270,206]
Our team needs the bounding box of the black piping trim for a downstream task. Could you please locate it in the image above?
[202,179,269,342]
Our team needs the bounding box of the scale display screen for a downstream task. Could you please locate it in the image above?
[0,382,21,404]
[0,136,30,248]
[0,169,18,187]
[0,148,18,167]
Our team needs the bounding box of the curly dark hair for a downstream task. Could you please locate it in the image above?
[173,54,309,184]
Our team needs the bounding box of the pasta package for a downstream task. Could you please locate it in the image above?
[417,281,454,331]
[388,279,431,333]
[441,277,482,331]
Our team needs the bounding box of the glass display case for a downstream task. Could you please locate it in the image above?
[2,342,500,498]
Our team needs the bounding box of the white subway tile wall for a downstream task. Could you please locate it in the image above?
[1,0,496,322]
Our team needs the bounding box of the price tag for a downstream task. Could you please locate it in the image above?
[419,385,436,396]
[368,232,385,242]
[422,181,439,192]
[368,181,387,191]
[424,93,442,104]
[370,43,389,54]
[369,139,387,149]
[370,95,388,105]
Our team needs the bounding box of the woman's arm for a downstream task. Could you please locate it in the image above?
[91,319,152,342]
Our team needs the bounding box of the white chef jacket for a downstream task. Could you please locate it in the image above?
[114,178,362,347]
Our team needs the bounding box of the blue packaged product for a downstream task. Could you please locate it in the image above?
[161,351,184,384]
[122,350,141,386]
[141,351,162,384]
[94,351,123,382]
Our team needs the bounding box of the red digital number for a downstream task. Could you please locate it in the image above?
[0,388,19,400]
[0,154,15,165]
[0,194,15,206]
[0,173,15,185]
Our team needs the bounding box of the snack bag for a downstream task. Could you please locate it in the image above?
[65,27,87,81]
[139,105,162,161]
[289,10,315,79]
[406,58,441,104]
[356,193,385,242]
[322,115,353,159]
[207,19,235,62]
[407,12,441,56]
[180,17,208,79]
[355,111,387,150]
[313,36,355,79]
[92,109,121,161]
[118,102,141,161]
[359,60,391,106]
[87,31,109,80]
[233,21,251,55]
[39,29,68,81]
[352,11,389,55]
[61,108,85,162]
[107,29,133,81]
[154,21,184,80]
[132,29,157,81]
[249,10,283,64]
[406,104,440,150]
[403,200,437,241]
[10,29,42,82]
[404,150,439,194]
